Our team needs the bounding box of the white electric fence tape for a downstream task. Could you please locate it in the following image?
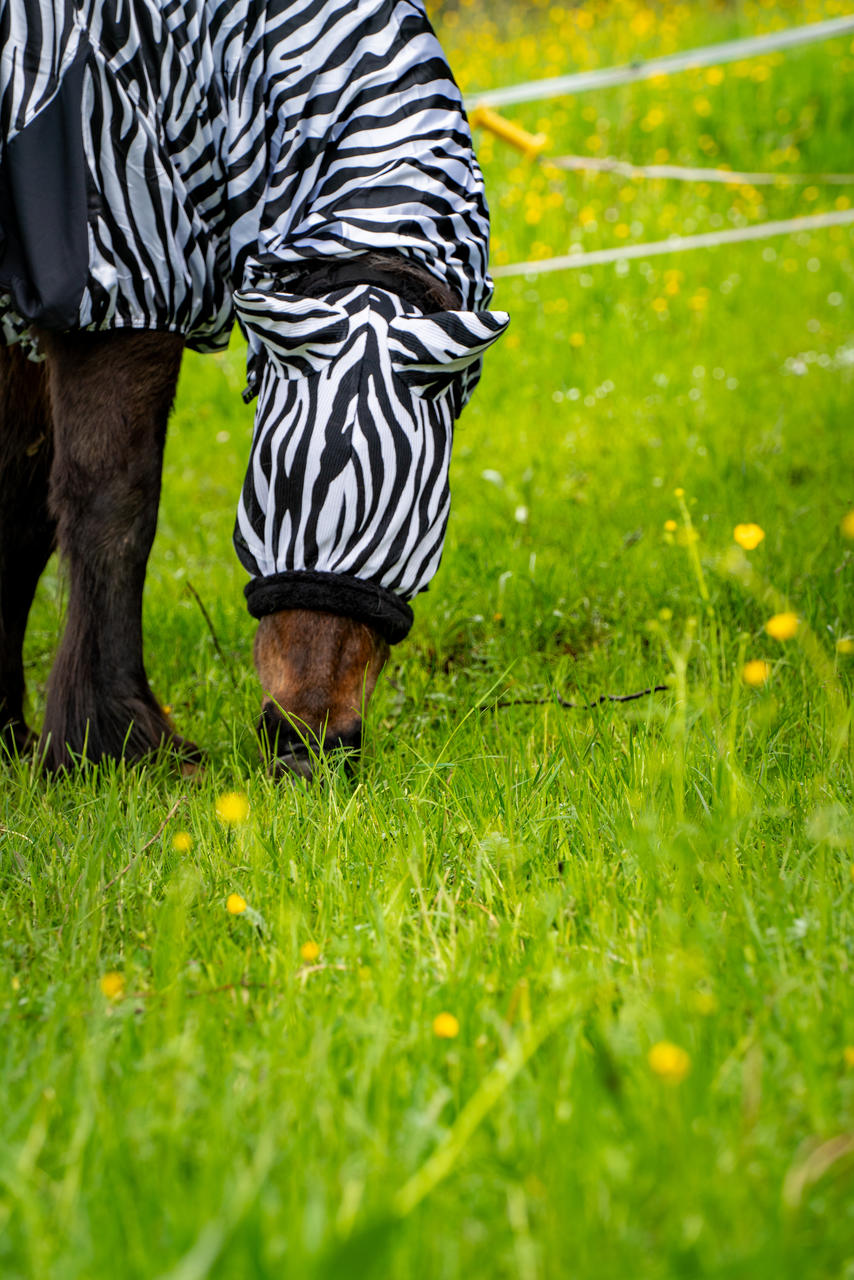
[465,14,854,109]
[548,155,854,186]
[491,208,854,278]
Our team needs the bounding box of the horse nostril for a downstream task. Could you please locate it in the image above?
[271,749,314,782]
[257,705,363,780]
[332,723,363,754]
[258,708,313,781]
[257,703,310,761]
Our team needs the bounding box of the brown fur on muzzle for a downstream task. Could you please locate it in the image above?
[253,609,388,779]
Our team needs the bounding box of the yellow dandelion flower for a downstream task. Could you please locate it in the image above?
[664,519,678,532]
[836,638,854,655]
[693,96,712,118]
[641,107,665,132]
[689,292,709,311]
[432,1012,460,1039]
[216,791,249,825]
[100,971,125,1000]
[630,9,654,36]
[844,1046,854,1068]
[840,510,854,539]
[765,612,799,641]
[569,331,585,347]
[674,487,685,498]
[705,66,724,85]
[226,893,247,915]
[652,297,668,314]
[300,940,321,963]
[172,831,193,853]
[743,659,771,687]
[733,523,765,550]
[648,1040,690,1083]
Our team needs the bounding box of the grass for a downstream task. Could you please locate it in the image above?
[2,1,854,1275]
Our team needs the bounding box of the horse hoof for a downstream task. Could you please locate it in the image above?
[163,734,205,776]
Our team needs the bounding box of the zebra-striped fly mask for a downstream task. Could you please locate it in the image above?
[234,283,508,641]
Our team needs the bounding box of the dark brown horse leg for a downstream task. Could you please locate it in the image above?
[40,330,197,770]
[0,344,56,754]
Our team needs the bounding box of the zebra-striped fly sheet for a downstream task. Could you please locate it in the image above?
[0,0,506,631]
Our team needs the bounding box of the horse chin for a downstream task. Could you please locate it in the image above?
[253,609,389,781]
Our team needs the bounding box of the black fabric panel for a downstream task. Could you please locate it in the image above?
[0,46,88,328]
[245,569,414,644]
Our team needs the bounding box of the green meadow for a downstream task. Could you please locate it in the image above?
[2,1,853,1275]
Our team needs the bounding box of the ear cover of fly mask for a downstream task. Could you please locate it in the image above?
[387,307,509,414]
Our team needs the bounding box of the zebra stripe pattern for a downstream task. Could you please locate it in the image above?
[1,1,505,612]
[1,0,492,343]
[234,284,508,599]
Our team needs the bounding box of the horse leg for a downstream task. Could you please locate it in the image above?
[254,610,388,780]
[0,345,56,754]
[40,330,198,770]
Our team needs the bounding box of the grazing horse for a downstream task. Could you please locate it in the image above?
[0,0,507,776]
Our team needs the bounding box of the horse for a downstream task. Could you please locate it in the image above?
[0,1,507,777]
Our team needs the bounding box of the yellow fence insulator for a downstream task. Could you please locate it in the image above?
[469,106,547,160]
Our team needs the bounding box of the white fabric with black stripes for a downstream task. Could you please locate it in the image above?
[0,0,504,601]
[0,0,492,341]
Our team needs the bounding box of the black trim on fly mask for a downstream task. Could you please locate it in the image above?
[245,570,414,644]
